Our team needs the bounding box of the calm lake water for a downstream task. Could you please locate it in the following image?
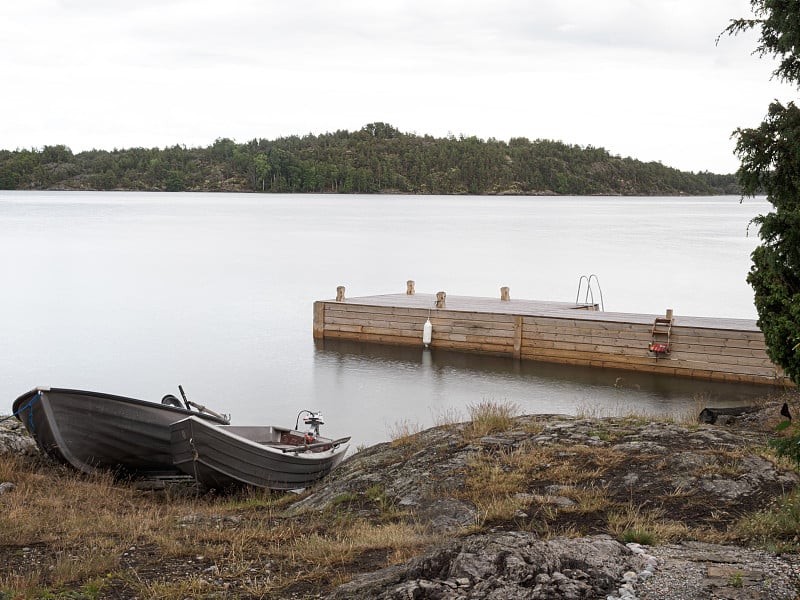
[0,191,777,447]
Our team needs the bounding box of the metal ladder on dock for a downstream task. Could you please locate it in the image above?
[649,311,673,355]
[575,274,604,310]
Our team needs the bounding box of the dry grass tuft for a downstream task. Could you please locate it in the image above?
[388,419,424,447]
[674,392,714,425]
[466,457,526,496]
[531,522,584,540]
[431,406,463,429]
[299,521,424,562]
[138,579,210,600]
[607,503,689,545]
[0,453,26,482]
[0,456,429,599]
[559,483,613,514]
[519,416,544,435]
[475,495,528,524]
[464,399,519,438]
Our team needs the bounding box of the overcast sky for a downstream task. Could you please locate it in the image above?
[1,0,795,174]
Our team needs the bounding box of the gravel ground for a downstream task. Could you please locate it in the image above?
[635,542,800,600]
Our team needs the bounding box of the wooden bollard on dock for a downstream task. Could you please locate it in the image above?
[406,280,415,295]
[501,286,510,301]
[435,291,446,308]
[336,286,345,302]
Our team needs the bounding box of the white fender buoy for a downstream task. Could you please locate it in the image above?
[423,318,432,347]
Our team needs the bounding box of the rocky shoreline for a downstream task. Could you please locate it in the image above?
[2,403,800,599]
[289,407,800,599]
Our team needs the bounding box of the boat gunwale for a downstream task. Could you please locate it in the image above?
[171,415,349,460]
[12,387,229,425]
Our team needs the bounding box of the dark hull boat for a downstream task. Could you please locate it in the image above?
[12,387,229,476]
[170,415,350,490]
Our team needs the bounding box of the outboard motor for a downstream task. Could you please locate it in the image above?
[303,411,325,437]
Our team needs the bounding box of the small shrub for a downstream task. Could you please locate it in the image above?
[769,430,800,465]
[621,529,657,545]
[767,398,800,467]
[728,571,744,588]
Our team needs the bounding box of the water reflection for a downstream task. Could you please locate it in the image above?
[313,338,776,446]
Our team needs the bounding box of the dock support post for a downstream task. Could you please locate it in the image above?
[313,301,325,339]
[501,286,510,301]
[336,286,345,302]
[436,291,446,308]
[406,280,415,295]
[513,315,523,359]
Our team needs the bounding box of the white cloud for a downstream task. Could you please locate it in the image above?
[0,0,794,173]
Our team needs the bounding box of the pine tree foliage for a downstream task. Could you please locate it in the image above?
[726,0,800,384]
[0,127,736,196]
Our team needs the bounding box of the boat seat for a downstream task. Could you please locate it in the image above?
[262,442,299,451]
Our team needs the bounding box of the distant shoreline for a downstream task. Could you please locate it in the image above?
[0,124,740,196]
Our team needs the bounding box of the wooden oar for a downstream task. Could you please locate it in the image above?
[186,400,228,422]
[178,384,229,422]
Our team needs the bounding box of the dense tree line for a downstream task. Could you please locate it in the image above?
[0,124,738,195]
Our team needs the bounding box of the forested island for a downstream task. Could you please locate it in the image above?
[0,122,738,195]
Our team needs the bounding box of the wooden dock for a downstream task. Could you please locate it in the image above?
[313,285,790,386]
